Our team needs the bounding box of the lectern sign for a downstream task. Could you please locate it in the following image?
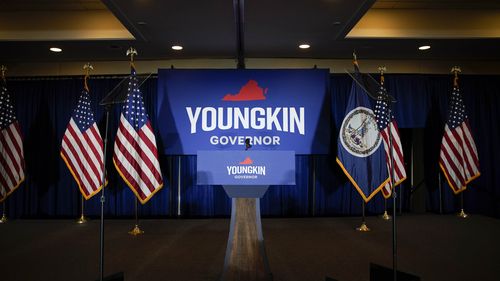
[197,150,295,185]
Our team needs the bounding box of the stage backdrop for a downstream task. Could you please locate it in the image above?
[156,69,331,154]
[3,74,500,218]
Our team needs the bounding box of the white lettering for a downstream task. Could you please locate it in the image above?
[266,108,282,131]
[186,107,201,133]
[290,107,305,135]
[202,107,217,131]
[186,107,305,135]
[226,165,266,176]
[282,107,288,132]
[209,135,281,146]
[250,108,266,129]
[234,108,249,129]
[218,107,232,130]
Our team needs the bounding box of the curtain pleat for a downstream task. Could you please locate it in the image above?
[4,74,500,218]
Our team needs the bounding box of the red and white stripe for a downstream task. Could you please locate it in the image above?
[113,115,163,204]
[439,121,480,193]
[0,122,25,201]
[380,120,406,198]
[61,118,104,199]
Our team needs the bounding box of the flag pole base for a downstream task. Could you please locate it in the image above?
[76,214,88,224]
[0,213,7,223]
[128,224,144,236]
[381,211,391,220]
[356,222,371,232]
[457,209,468,219]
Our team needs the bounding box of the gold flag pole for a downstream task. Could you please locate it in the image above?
[76,195,88,224]
[352,53,369,232]
[378,66,391,221]
[76,195,87,224]
[0,201,7,223]
[458,193,468,218]
[129,198,144,235]
[382,198,391,220]
[126,47,137,67]
[1,66,8,224]
[125,47,144,236]
[77,63,93,224]
[356,200,371,232]
[450,66,468,219]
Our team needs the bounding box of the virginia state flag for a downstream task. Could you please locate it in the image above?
[336,59,390,202]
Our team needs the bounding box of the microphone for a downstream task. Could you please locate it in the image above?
[245,138,252,150]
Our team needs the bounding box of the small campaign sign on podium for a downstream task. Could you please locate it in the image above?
[197,150,295,281]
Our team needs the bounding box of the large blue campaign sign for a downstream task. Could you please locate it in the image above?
[156,69,330,155]
[197,150,295,185]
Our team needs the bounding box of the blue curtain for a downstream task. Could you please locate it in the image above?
[3,74,500,218]
[6,77,172,218]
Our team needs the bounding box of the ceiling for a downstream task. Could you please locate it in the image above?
[1,0,500,63]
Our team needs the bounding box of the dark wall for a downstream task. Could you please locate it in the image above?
[3,73,500,218]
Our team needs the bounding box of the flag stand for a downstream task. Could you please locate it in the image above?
[129,198,144,235]
[452,67,469,220]
[388,97,398,281]
[381,199,391,220]
[356,201,371,231]
[378,65,398,281]
[457,193,468,218]
[378,67,392,223]
[76,195,88,224]
[0,201,7,223]
[98,104,111,281]
[96,48,137,281]
[347,55,398,280]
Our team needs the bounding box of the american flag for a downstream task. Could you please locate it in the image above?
[374,82,407,198]
[113,65,163,204]
[60,85,105,199]
[0,80,25,202]
[439,83,480,194]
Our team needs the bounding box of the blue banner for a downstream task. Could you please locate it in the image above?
[197,150,295,185]
[157,69,330,155]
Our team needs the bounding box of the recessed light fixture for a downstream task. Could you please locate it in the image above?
[418,45,431,50]
[171,45,183,50]
[299,44,310,49]
[50,47,62,53]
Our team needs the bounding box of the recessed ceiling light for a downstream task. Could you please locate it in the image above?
[171,45,183,50]
[299,44,310,49]
[50,47,62,53]
[418,45,431,50]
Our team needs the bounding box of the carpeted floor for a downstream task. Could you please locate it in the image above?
[1,214,499,281]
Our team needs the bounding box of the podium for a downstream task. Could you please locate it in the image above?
[197,150,295,281]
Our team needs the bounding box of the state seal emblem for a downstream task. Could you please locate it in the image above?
[340,106,381,157]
